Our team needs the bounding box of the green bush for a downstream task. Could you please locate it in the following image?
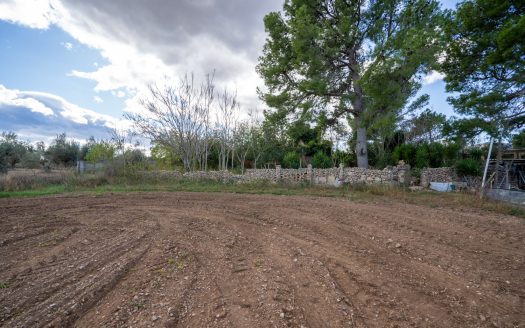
[427,142,445,167]
[392,144,417,167]
[282,151,300,169]
[415,146,429,168]
[455,158,481,176]
[443,142,461,166]
[312,151,332,168]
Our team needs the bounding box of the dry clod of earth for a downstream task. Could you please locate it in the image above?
[0,192,523,327]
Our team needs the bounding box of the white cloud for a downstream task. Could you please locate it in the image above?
[423,70,445,85]
[0,84,136,144]
[0,0,58,29]
[111,90,126,98]
[93,95,103,103]
[0,84,122,127]
[0,84,54,116]
[0,0,281,117]
[61,41,73,50]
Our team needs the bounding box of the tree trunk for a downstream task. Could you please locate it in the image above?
[350,68,368,169]
[355,115,368,168]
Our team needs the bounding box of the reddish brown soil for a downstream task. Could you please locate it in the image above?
[0,192,523,327]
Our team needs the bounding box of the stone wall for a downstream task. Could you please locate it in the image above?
[144,163,411,186]
[420,167,457,187]
[138,165,482,190]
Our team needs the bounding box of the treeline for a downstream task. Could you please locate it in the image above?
[2,0,523,176]
[0,132,145,173]
[2,122,524,176]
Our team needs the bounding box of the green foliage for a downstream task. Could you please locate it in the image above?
[332,150,354,167]
[20,151,42,169]
[442,0,525,140]
[512,130,525,148]
[415,146,429,168]
[257,0,446,167]
[0,145,8,174]
[46,133,79,167]
[391,142,458,169]
[151,143,180,169]
[443,142,462,166]
[282,151,300,169]
[124,149,146,165]
[403,109,447,143]
[312,151,331,168]
[0,132,28,172]
[85,141,115,163]
[392,144,417,167]
[455,158,482,176]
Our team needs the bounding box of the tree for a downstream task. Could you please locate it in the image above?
[127,75,212,172]
[403,108,446,143]
[0,132,27,170]
[283,151,300,168]
[257,0,445,168]
[215,88,239,170]
[232,121,252,173]
[46,133,79,167]
[442,0,524,140]
[151,142,181,169]
[312,151,332,168]
[512,129,525,148]
[85,140,115,163]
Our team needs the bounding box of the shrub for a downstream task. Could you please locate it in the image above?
[282,151,300,169]
[312,151,332,168]
[415,146,429,168]
[392,144,417,167]
[455,158,481,176]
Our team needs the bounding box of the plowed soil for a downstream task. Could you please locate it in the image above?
[0,192,523,327]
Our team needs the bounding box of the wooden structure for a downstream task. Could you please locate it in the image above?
[486,149,525,190]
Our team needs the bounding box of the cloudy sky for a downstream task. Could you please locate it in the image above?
[0,0,459,145]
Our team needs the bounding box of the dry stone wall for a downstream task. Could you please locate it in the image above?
[139,165,477,190]
[149,163,411,186]
[420,167,456,187]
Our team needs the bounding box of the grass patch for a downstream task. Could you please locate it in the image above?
[0,185,67,198]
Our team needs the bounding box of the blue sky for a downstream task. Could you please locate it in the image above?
[0,0,460,144]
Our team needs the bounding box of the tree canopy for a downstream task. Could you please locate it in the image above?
[442,0,525,140]
[257,0,446,167]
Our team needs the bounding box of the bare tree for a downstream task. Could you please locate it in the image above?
[233,121,252,173]
[126,74,209,172]
[197,73,214,171]
[216,88,238,171]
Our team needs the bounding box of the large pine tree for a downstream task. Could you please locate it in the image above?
[257,0,445,167]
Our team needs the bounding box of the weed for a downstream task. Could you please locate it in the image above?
[131,301,144,310]
[0,282,9,289]
[253,259,263,267]
[178,251,189,259]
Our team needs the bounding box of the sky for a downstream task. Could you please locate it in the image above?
[0,0,460,145]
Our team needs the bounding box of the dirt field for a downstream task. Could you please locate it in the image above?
[0,192,523,327]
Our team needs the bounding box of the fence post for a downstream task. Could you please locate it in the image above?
[307,164,313,184]
[397,162,411,186]
[275,165,282,182]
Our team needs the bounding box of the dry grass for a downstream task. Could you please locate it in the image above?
[0,169,70,191]
[1,169,523,218]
